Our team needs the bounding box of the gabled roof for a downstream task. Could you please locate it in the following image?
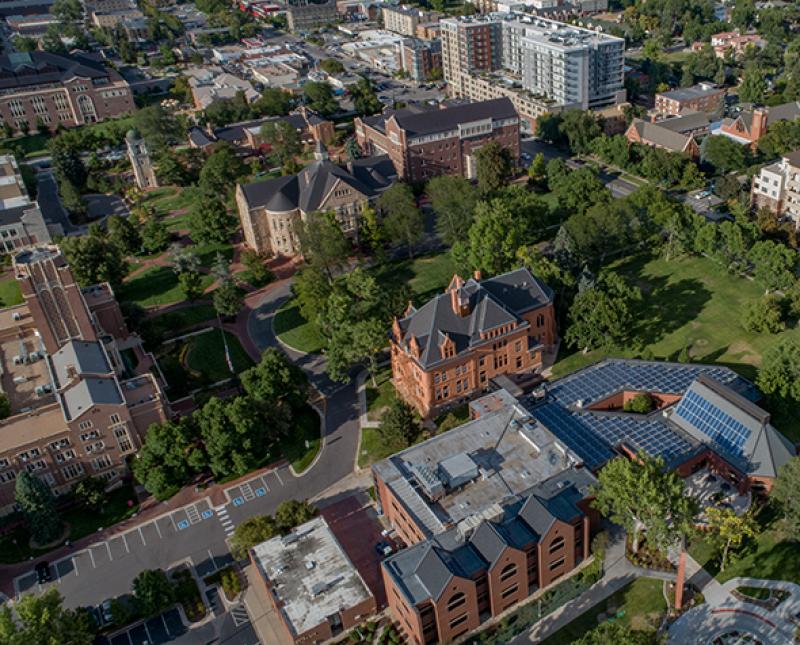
[50,340,112,389]
[0,51,119,90]
[396,268,553,369]
[656,112,712,133]
[384,97,517,138]
[629,119,694,153]
[60,377,123,420]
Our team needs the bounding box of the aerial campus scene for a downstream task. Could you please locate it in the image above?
[1,0,800,643]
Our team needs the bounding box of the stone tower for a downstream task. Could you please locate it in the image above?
[126,128,158,189]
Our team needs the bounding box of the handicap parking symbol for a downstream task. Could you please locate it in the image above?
[177,519,190,530]
[232,496,244,506]
[255,487,266,497]
[201,509,214,519]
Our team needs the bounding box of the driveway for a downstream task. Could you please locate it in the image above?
[84,193,130,223]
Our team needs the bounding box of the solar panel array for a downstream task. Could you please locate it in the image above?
[548,361,746,408]
[673,389,753,457]
[580,413,693,463]
[531,402,616,469]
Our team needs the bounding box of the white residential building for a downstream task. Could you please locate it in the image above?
[751,150,800,225]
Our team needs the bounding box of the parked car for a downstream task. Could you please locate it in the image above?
[35,561,51,584]
[100,599,114,624]
[375,541,393,557]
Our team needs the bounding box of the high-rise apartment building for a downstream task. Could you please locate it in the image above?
[441,13,625,127]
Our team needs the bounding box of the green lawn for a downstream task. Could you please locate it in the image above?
[185,329,254,382]
[540,578,667,645]
[550,253,800,439]
[273,299,326,353]
[365,367,395,422]
[120,265,214,308]
[0,278,23,307]
[149,305,217,337]
[358,427,396,468]
[279,405,321,473]
[0,132,52,157]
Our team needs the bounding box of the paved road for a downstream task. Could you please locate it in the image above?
[10,280,362,611]
[37,171,76,235]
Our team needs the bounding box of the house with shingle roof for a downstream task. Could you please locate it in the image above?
[625,115,705,157]
[390,268,557,417]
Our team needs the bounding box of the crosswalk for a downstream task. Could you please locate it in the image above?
[186,504,201,525]
[240,482,255,501]
[231,605,250,627]
[216,505,235,536]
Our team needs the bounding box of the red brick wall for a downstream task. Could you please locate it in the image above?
[487,547,528,616]
[431,576,480,643]
[537,519,578,589]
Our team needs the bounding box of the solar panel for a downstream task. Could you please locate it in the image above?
[531,402,616,469]
[673,389,752,457]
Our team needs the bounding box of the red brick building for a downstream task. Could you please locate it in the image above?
[0,51,133,135]
[654,83,725,116]
[390,268,557,418]
[354,97,519,182]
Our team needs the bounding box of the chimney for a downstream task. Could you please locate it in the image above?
[450,286,471,317]
[473,269,482,281]
[751,108,768,143]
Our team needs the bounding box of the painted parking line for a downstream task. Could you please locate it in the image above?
[88,548,96,569]
[241,482,255,501]
[274,469,284,486]
[105,541,113,561]
[138,526,147,546]
[153,520,163,538]
[122,533,130,553]
[186,504,201,524]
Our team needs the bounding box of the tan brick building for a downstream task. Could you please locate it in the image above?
[390,269,557,418]
[355,97,520,182]
[0,51,133,135]
[0,247,168,514]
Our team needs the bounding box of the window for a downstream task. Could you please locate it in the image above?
[114,427,133,453]
[500,584,518,599]
[78,421,94,431]
[109,413,122,425]
[0,469,16,483]
[80,430,101,442]
[92,454,113,471]
[449,613,468,629]
[61,462,84,480]
[499,563,517,582]
[549,536,565,554]
[446,592,466,612]
[548,557,565,571]
[48,438,71,452]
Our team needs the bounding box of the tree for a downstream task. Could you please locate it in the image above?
[379,398,419,451]
[474,141,513,195]
[756,339,800,414]
[107,215,141,256]
[240,249,272,286]
[575,622,653,645]
[261,120,301,167]
[296,211,351,282]
[72,476,107,512]
[463,199,527,276]
[704,507,758,571]
[772,456,800,538]
[292,265,332,325]
[593,453,696,554]
[132,418,204,499]
[199,142,248,198]
[303,81,338,116]
[713,175,742,202]
[427,175,478,246]
[274,499,317,532]
[15,471,62,545]
[741,295,784,333]
[188,194,233,245]
[139,213,171,254]
[230,515,278,559]
[51,143,87,190]
[738,64,767,104]
[60,233,127,288]
[747,240,798,291]
[320,58,344,75]
[327,317,386,384]
[12,36,37,52]
[59,179,86,217]
[132,105,182,154]
[241,348,306,411]
[348,75,381,116]
[378,183,423,258]
[559,110,602,154]
[213,278,244,317]
[132,569,175,617]
[528,152,547,184]
[0,589,94,645]
[0,394,10,419]
[701,136,748,174]
[253,88,292,116]
[52,0,82,22]
[565,273,641,352]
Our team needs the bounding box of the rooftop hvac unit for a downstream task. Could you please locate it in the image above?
[11,312,21,321]
[12,355,22,365]
[13,375,27,384]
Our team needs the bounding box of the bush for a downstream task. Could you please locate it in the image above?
[741,295,784,334]
[623,392,654,414]
[221,568,241,599]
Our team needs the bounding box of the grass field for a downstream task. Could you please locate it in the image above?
[279,405,321,473]
[185,329,254,382]
[273,299,327,353]
[120,265,214,308]
[551,253,800,439]
[0,278,23,307]
[149,305,217,337]
[365,367,395,422]
[540,578,667,645]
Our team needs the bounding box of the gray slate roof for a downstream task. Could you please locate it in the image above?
[385,97,518,137]
[0,51,116,90]
[60,377,123,420]
[658,84,722,102]
[239,155,397,214]
[50,340,112,389]
[630,119,693,153]
[396,268,553,369]
[657,112,712,134]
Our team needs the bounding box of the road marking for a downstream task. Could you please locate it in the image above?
[231,605,250,627]
[241,482,255,501]
[161,613,171,637]
[154,521,163,538]
[201,509,214,519]
[187,504,201,524]
[232,496,244,506]
[274,470,284,486]
[72,556,79,577]
[169,513,177,531]
[255,486,266,497]
[260,475,270,491]
[138,526,147,546]
[207,549,217,572]
[122,533,130,553]
[105,541,113,560]
[177,519,189,530]
[88,549,96,569]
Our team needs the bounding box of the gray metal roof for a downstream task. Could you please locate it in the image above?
[657,112,712,134]
[397,268,553,369]
[0,51,118,90]
[390,97,518,137]
[658,84,723,102]
[60,377,123,420]
[50,340,112,389]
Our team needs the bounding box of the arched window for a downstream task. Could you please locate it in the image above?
[446,591,466,612]
[499,563,517,582]
[548,536,565,554]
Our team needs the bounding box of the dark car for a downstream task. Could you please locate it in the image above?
[375,541,393,557]
[35,561,51,584]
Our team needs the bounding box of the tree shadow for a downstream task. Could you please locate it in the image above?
[631,276,712,347]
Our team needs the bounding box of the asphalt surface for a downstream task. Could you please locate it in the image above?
[37,171,76,235]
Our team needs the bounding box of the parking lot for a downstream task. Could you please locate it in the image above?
[98,608,186,645]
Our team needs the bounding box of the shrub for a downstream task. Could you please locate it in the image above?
[221,568,241,599]
[623,392,654,414]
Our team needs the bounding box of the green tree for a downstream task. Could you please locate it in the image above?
[378,183,423,258]
[327,317,386,384]
[188,194,233,245]
[303,81,339,116]
[52,0,82,21]
[593,452,697,554]
[559,109,603,154]
[704,507,758,571]
[132,105,182,154]
[527,152,547,183]
[427,175,478,246]
[72,476,107,512]
[213,278,244,317]
[253,88,293,116]
[701,135,748,174]
[60,233,127,288]
[741,295,784,333]
[320,58,344,74]
[0,393,10,419]
[296,211,351,282]
[140,214,171,254]
[463,198,527,276]
[575,622,652,645]
[738,64,767,103]
[747,240,798,291]
[0,589,94,645]
[230,515,278,559]
[565,273,641,352]
[240,347,306,411]
[348,75,381,116]
[59,179,86,217]
[107,214,141,256]
[132,418,204,499]
[274,499,317,532]
[15,471,62,545]
[772,456,800,538]
[378,398,419,451]
[199,142,248,198]
[756,339,800,414]
[132,569,175,617]
[292,264,332,325]
[261,120,301,167]
[240,249,272,286]
[474,141,513,195]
